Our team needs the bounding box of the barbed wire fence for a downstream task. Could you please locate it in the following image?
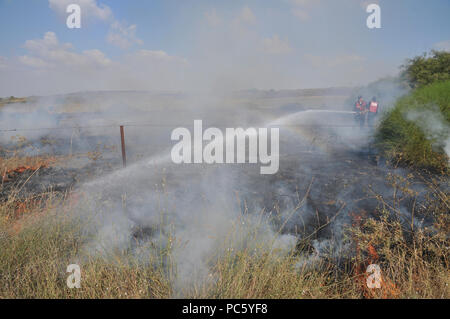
[0,121,378,168]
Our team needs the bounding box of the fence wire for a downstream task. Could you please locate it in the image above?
[0,122,374,133]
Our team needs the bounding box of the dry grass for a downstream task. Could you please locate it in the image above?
[0,96,27,108]
[0,135,66,175]
[0,172,448,299]
[0,155,61,175]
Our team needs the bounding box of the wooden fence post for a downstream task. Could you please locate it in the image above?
[120,125,127,168]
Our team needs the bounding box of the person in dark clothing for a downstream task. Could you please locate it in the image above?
[367,96,380,127]
[354,96,367,129]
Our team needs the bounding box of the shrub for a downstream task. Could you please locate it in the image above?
[401,50,450,89]
[375,80,450,173]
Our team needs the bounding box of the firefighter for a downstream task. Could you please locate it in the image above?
[354,96,367,129]
[368,96,379,127]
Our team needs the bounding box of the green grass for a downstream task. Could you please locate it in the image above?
[375,80,450,173]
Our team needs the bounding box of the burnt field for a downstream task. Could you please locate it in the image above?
[0,93,448,298]
[1,106,443,249]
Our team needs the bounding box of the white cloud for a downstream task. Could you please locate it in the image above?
[205,9,222,27]
[263,35,293,55]
[23,31,72,56]
[238,6,256,25]
[0,32,189,96]
[1,1,398,96]
[18,56,49,68]
[107,21,144,49]
[48,0,112,21]
[48,0,142,50]
[434,40,450,52]
[20,32,111,69]
[82,49,113,67]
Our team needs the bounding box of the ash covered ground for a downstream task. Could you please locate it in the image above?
[1,91,444,289]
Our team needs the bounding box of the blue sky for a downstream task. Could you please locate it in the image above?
[0,0,449,96]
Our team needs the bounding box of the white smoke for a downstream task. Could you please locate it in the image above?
[405,107,450,162]
[76,153,298,294]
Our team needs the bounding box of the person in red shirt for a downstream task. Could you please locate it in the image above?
[354,96,367,129]
[368,96,380,127]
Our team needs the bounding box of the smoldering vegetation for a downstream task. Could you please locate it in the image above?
[1,90,447,297]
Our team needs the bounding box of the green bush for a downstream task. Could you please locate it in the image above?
[401,50,450,89]
[375,80,450,173]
